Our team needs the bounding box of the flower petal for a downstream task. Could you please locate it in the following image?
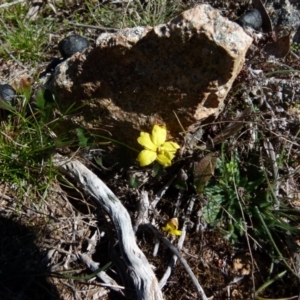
[161,141,180,152]
[156,152,172,167]
[168,218,179,229]
[162,223,173,232]
[137,132,157,151]
[162,218,182,236]
[137,150,157,167]
[171,229,182,236]
[158,149,176,161]
[151,125,166,147]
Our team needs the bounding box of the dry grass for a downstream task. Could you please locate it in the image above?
[0,0,300,299]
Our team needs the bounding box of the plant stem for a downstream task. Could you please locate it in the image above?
[255,270,286,297]
[255,206,299,279]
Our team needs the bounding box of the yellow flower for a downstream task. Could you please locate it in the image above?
[162,218,182,236]
[137,125,180,167]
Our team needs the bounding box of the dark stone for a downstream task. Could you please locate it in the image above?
[43,88,55,103]
[39,57,66,78]
[45,57,65,73]
[237,9,263,30]
[0,84,16,106]
[58,35,89,58]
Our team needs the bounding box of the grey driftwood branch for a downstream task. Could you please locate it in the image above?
[53,154,163,300]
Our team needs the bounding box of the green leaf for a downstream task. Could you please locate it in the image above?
[129,175,140,188]
[203,194,223,223]
[76,128,88,147]
[153,161,164,178]
[35,88,46,110]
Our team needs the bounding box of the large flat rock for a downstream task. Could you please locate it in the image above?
[49,4,252,149]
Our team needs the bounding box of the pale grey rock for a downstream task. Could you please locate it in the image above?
[49,4,252,150]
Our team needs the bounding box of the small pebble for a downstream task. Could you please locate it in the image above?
[0,84,16,106]
[237,9,263,30]
[58,35,89,58]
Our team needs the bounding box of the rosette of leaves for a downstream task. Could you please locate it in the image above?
[202,149,300,245]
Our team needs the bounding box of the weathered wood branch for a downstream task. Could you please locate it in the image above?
[53,154,163,300]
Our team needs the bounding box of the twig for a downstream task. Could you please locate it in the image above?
[173,191,183,216]
[290,51,300,60]
[199,119,300,148]
[263,139,280,204]
[151,177,183,257]
[269,132,300,147]
[0,192,12,201]
[63,214,78,269]
[86,229,98,253]
[0,130,29,148]
[259,146,281,210]
[53,154,163,300]
[0,35,28,69]
[220,204,262,248]
[186,196,196,219]
[196,209,207,232]
[133,190,150,233]
[146,223,208,300]
[68,21,118,32]
[0,0,25,9]
[255,270,287,298]
[77,252,125,295]
[2,45,28,69]
[154,192,182,260]
[159,196,196,289]
[212,107,252,145]
[255,206,300,279]
[151,172,177,208]
[153,236,160,257]
[134,191,161,257]
[233,176,256,295]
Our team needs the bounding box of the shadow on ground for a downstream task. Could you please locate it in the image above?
[0,215,61,300]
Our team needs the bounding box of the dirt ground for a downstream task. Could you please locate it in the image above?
[0,0,300,299]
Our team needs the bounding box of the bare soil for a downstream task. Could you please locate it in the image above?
[0,1,300,299]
